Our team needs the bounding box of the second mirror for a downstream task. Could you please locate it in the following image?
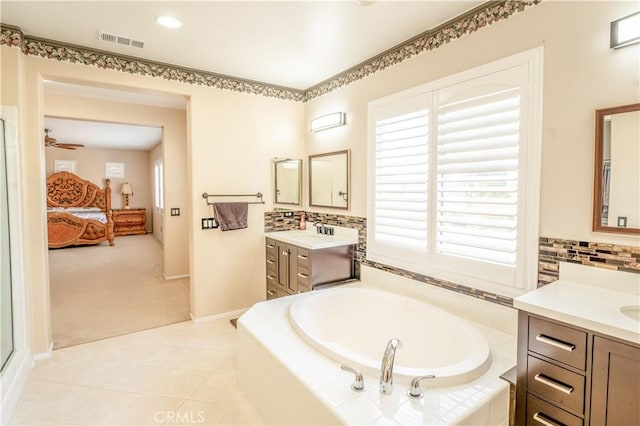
[309,150,350,210]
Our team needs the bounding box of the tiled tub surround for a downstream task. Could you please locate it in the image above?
[264,212,640,307]
[238,267,517,425]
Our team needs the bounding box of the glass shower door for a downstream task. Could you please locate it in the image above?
[0,117,14,371]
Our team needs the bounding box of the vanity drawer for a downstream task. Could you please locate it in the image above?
[265,238,276,257]
[527,394,583,426]
[527,355,585,414]
[296,248,310,267]
[266,285,277,300]
[266,256,276,273]
[529,317,587,370]
[297,266,310,290]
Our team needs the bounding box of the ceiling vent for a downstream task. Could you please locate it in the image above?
[98,31,144,49]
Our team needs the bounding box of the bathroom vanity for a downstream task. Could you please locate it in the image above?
[264,227,358,299]
[513,265,639,426]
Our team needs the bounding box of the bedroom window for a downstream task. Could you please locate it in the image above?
[367,48,542,296]
[154,159,164,214]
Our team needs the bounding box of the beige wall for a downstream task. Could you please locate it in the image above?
[304,1,640,248]
[45,147,153,232]
[8,49,303,354]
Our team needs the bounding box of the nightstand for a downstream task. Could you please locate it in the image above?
[112,208,146,236]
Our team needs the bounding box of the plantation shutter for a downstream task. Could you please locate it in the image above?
[436,86,521,266]
[154,160,164,213]
[374,109,429,250]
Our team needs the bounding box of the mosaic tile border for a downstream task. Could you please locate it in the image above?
[265,212,640,308]
[538,237,640,286]
[1,0,540,102]
[0,24,304,102]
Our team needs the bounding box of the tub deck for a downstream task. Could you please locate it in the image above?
[238,284,516,425]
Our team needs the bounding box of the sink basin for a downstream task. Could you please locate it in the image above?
[621,305,640,321]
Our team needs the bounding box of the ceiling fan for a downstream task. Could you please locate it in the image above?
[44,128,85,150]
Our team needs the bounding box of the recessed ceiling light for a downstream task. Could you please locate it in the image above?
[156,16,182,29]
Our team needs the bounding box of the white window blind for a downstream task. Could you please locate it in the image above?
[436,88,521,266]
[154,159,164,213]
[367,48,542,295]
[375,110,429,249]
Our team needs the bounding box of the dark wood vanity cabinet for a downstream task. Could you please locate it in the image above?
[516,312,640,426]
[265,237,355,299]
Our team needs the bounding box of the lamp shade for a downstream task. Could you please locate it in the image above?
[120,183,133,195]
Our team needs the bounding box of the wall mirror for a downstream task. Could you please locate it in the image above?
[593,103,640,235]
[309,150,350,210]
[273,158,301,205]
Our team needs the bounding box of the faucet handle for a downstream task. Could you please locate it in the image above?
[407,374,436,399]
[341,365,365,391]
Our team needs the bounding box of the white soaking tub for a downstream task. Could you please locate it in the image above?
[289,287,491,387]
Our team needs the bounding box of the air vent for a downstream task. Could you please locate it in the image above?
[98,31,145,49]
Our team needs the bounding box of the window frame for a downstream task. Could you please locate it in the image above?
[367,47,543,297]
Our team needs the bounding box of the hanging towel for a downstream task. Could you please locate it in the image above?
[212,202,248,231]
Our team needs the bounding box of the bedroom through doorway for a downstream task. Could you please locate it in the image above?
[43,81,190,349]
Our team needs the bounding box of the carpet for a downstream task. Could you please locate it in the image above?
[48,234,190,348]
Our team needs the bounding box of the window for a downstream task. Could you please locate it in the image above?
[367,48,542,296]
[154,159,164,214]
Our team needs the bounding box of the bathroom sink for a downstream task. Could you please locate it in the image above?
[265,228,358,250]
[621,305,640,321]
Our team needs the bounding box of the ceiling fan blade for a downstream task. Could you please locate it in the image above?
[56,145,77,150]
[57,143,83,149]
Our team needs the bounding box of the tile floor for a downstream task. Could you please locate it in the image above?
[10,319,264,425]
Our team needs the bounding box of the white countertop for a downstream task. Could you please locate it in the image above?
[265,226,358,250]
[514,278,640,345]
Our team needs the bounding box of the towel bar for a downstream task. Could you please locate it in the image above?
[202,192,265,205]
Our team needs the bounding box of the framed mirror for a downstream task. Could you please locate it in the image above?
[273,158,301,205]
[309,150,350,210]
[593,103,640,235]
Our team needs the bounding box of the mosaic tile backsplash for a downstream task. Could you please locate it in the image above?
[264,211,640,307]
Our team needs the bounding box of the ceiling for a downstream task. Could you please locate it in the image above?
[8,1,484,151]
[2,1,483,90]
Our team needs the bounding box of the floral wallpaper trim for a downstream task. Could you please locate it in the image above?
[1,0,541,102]
[303,0,541,100]
[0,25,305,102]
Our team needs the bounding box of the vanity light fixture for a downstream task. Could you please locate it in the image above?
[610,11,640,49]
[156,15,182,29]
[311,112,346,132]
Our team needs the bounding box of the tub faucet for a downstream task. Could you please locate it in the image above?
[380,338,403,395]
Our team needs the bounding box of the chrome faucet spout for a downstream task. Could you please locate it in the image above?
[380,338,403,395]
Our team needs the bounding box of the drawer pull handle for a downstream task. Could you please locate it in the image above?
[267,275,275,280]
[533,412,565,426]
[534,374,574,395]
[282,250,289,256]
[297,272,308,278]
[267,259,275,264]
[535,334,576,352]
[297,254,308,260]
[266,290,276,296]
[266,244,274,249]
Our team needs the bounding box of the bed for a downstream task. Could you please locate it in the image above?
[46,171,115,248]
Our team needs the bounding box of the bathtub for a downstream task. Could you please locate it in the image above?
[289,287,492,387]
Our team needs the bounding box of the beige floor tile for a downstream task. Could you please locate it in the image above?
[111,395,185,425]
[9,415,70,425]
[55,389,142,425]
[146,368,212,399]
[14,383,98,422]
[141,345,232,372]
[101,363,170,393]
[166,400,227,425]
[216,400,264,425]
[189,371,246,404]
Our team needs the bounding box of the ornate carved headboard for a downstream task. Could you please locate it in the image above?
[46,172,111,211]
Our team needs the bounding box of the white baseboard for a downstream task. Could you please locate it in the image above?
[191,308,247,324]
[1,350,32,425]
[163,273,190,280]
[32,341,54,363]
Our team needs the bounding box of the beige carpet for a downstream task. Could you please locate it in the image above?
[49,234,190,349]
